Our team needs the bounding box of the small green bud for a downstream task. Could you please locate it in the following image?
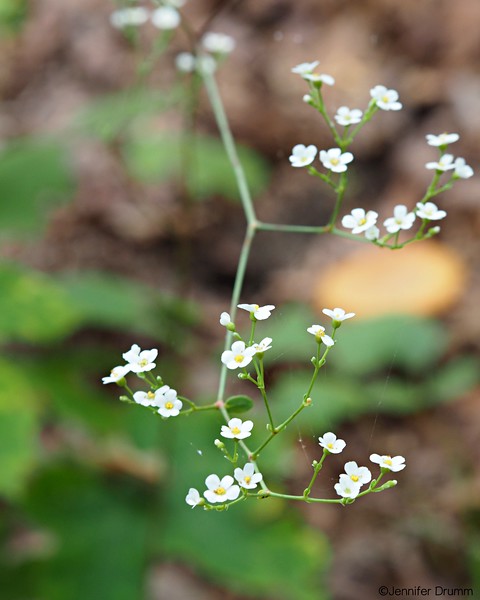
[226,323,236,332]
[238,372,248,380]
[214,439,225,450]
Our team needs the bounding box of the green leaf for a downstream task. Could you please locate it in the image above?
[224,394,254,414]
[76,87,181,142]
[123,133,271,201]
[424,356,480,405]
[0,359,40,499]
[0,138,75,237]
[329,315,447,376]
[264,303,317,362]
[0,262,80,343]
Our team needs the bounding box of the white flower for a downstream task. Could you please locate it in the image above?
[204,474,240,503]
[370,453,406,472]
[156,386,182,418]
[319,148,354,173]
[415,202,446,221]
[426,133,459,147]
[322,308,355,322]
[237,303,275,320]
[291,61,320,75]
[102,364,130,384]
[365,225,380,240]
[175,52,196,73]
[307,325,335,347]
[122,344,158,373]
[425,153,455,171]
[151,6,180,29]
[334,474,361,499]
[234,463,263,489]
[303,94,312,103]
[219,311,232,326]
[202,32,236,54]
[253,337,273,353]
[221,341,256,370]
[341,208,378,234]
[196,55,217,74]
[318,432,346,454]
[334,106,363,126]
[343,461,372,486]
[383,204,416,233]
[133,389,164,407]
[303,73,335,86]
[453,157,474,179]
[370,85,402,111]
[164,0,187,7]
[289,144,318,168]
[185,488,201,508]
[110,7,150,29]
[221,418,254,440]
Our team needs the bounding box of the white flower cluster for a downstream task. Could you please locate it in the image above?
[102,344,182,418]
[176,32,236,75]
[185,418,263,508]
[319,432,406,499]
[110,1,186,31]
[289,145,354,173]
[425,133,473,178]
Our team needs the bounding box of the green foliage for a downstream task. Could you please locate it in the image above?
[123,133,271,201]
[0,0,27,33]
[266,303,317,362]
[0,138,75,237]
[0,359,40,499]
[224,394,254,414]
[76,87,182,142]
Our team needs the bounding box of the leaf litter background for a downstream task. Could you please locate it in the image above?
[0,1,479,599]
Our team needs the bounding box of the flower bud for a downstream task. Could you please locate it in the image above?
[214,439,225,450]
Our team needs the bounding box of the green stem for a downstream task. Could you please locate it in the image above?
[328,171,347,228]
[303,450,328,498]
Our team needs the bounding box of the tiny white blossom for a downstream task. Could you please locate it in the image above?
[319,148,354,173]
[344,461,372,486]
[122,344,158,373]
[253,337,273,353]
[110,7,150,29]
[370,453,406,472]
[185,488,201,508]
[221,341,256,370]
[303,73,335,86]
[102,364,130,384]
[133,389,164,407]
[334,474,361,499]
[151,6,180,29]
[341,208,378,234]
[383,204,416,233]
[334,106,363,126]
[365,225,380,240]
[318,432,346,454]
[234,463,263,489]
[202,32,236,54]
[289,144,317,168]
[219,311,232,326]
[175,52,196,72]
[425,153,455,171]
[156,386,182,418]
[307,325,335,347]
[196,55,217,74]
[322,308,355,322]
[303,94,312,103]
[291,61,320,75]
[237,303,275,320]
[204,474,240,503]
[221,418,254,440]
[453,157,474,179]
[426,133,459,147]
[415,202,446,221]
[370,85,402,111]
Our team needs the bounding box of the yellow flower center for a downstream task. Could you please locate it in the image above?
[139,358,148,367]
[147,391,155,399]
[254,304,260,310]
[231,426,241,435]
[165,402,174,410]
[244,476,251,484]
[359,217,366,225]
[214,487,226,496]
[384,456,392,466]
[327,443,334,449]
[350,475,359,482]
[330,158,339,165]
[382,95,389,103]
[234,354,244,363]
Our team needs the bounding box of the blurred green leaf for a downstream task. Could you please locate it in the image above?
[123,133,271,201]
[0,359,40,499]
[0,0,27,33]
[0,262,81,343]
[224,394,254,414]
[76,87,182,141]
[329,315,447,376]
[424,356,480,405]
[0,138,75,237]
[22,465,150,600]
